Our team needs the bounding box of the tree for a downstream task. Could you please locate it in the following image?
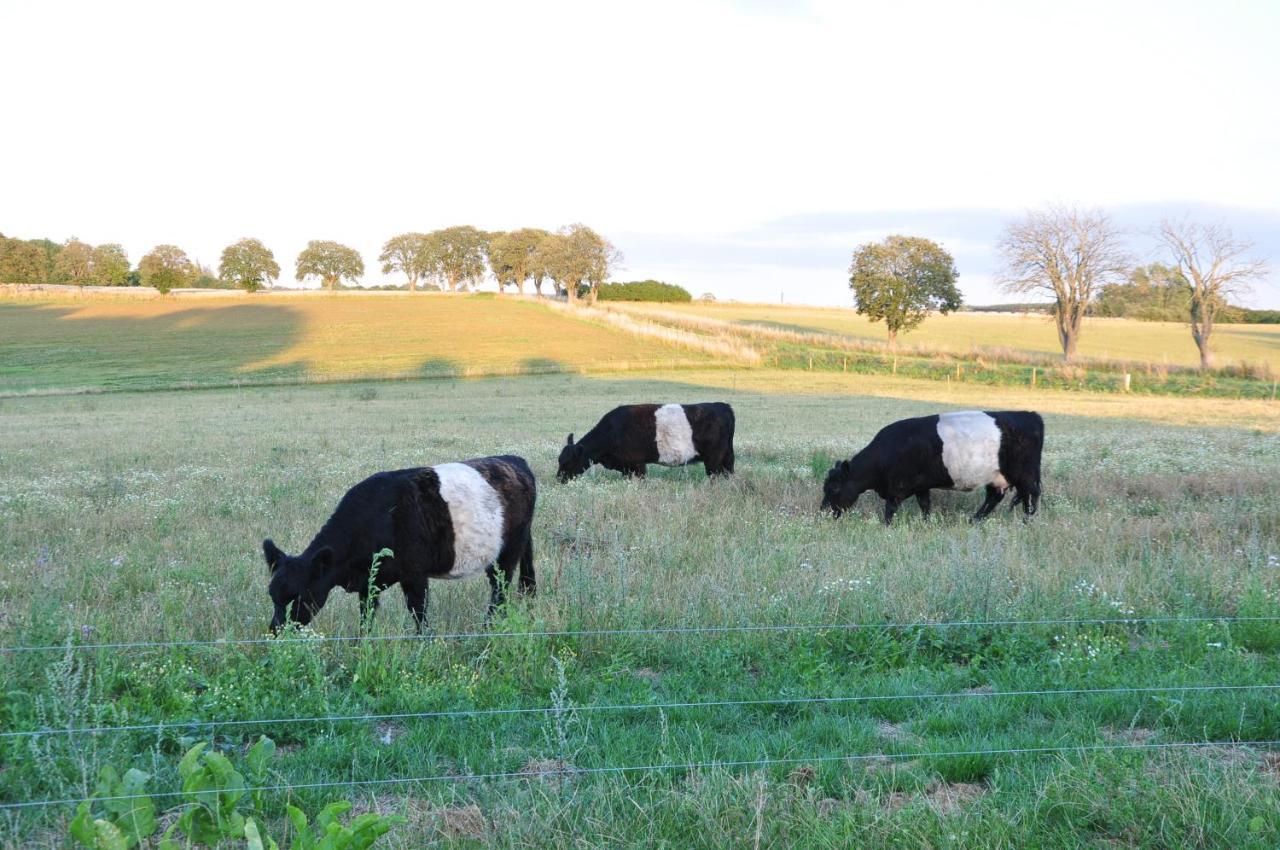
[0,237,50,284]
[1157,219,1268,370]
[487,228,550,295]
[847,235,961,344]
[997,205,1129,361]
[53,238,94,284]
[138,244,195,294]
[295,240,364,290]
[528,232,556,296]
[427,226,488,291]
[1093,263,1190,321]
[378,233,433,291]
[218,238,280,292]
[538,224,620,304]
[91,244,131,286]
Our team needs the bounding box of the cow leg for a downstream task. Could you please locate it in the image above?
[625,464,647,479]
[915,490,932,519]
[485,564,506,620]
[703,446,734,477]
[402,581,427,633]
[972,485,1005,521]
[882,497,902,526]
[517,525,536,596]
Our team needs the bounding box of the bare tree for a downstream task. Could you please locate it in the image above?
[1157,219,1267,370]
[997,205,1129,361]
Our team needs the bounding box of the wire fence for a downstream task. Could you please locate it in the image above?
[4,739,1278,811]
[4,683,1278,741]
[6,613,1277,654]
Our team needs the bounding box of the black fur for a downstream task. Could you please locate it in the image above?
[263,455,536,633]
[557,402,736,481]
[821,411,1043,525]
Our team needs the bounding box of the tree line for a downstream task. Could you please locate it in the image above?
[0,223,621,302]
[846,206,1270,370]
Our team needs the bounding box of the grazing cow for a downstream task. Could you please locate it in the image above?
[262,455,536,632]
[557,402,736,481]
[821,411,1043,524]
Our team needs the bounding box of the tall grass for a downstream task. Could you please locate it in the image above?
[1,371,1277,847]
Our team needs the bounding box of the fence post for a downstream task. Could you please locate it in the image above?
[1123,373,1131,393]
[808,354,813,371]
[842,356,847,372]
[892,356,898,375]
[1031,367,1037,388]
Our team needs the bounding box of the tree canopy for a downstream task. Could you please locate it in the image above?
[138,244,196,293]
[378,233,433,291]
[91,244,131,286]
[537,224,620,303]
[847,236,961,343]
[428,226,488,291]
[295,240,364,290]
[0,236,52,284]
[487,228,550,295]
[219,238,280,292]
[53,238,94,284]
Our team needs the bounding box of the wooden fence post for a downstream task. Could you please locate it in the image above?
[1123,373,1131,393]
[1031,367,1037,388]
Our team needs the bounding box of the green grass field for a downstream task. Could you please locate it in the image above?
[2,363,1278,848]
[615,301,1280,371]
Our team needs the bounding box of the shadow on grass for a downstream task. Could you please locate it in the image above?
[0,301,310,393]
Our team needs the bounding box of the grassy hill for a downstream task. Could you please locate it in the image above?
[0,293,724,394]
[617,301,1280,371]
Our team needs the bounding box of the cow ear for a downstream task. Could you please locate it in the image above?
[263,539,284,573]
[566,433,575,447]
[840,460,851,474]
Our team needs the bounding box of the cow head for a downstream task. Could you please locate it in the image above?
[557,434,591,482]
[262,538,339,632]
[820,459,868,518]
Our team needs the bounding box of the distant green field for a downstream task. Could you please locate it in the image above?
[623,301,1280,370]
[0,293,715,393]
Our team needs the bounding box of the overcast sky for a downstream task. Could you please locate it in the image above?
[2,0,1277,306]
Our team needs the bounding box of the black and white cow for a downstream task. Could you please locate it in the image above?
[821,410,1043,525]
[262,455,535,632]
[557,402,736,481]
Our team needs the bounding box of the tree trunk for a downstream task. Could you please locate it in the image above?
[1191,299,1215,371]
[533,278,543,296]
[886,327,897,348]
[1055,310,1081,362]
[586,284,597,305]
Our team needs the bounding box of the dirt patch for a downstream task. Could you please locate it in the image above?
[632,667,662,685]
[519,758,577,781]
[1101,726,1156,744]
[830,781,987,816]
[877,721,921,744]
[1260,752,1280,779]
[430,804,488,840]
[787,765,817,787]
[375,721,404,745]
[921,781,986,815]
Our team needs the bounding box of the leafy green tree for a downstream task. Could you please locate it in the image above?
[53,238,94,284]
[139,244,196,293]
[91,244,131,286]
[295,240,364,290]
[1093,263,1191,321]
[30,238,61,282]
[427,226,488,291]
[847,235,961,344]
[0,237,49,283]
[538,224,620,303]
[378,232,433,291]
[487,228,550,295]
[219,238,280,292]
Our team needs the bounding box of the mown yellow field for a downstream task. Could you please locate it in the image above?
[0,293,715,392]
[628,302,1280,370]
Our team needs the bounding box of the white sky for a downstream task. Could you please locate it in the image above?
[2,0,1278,306]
